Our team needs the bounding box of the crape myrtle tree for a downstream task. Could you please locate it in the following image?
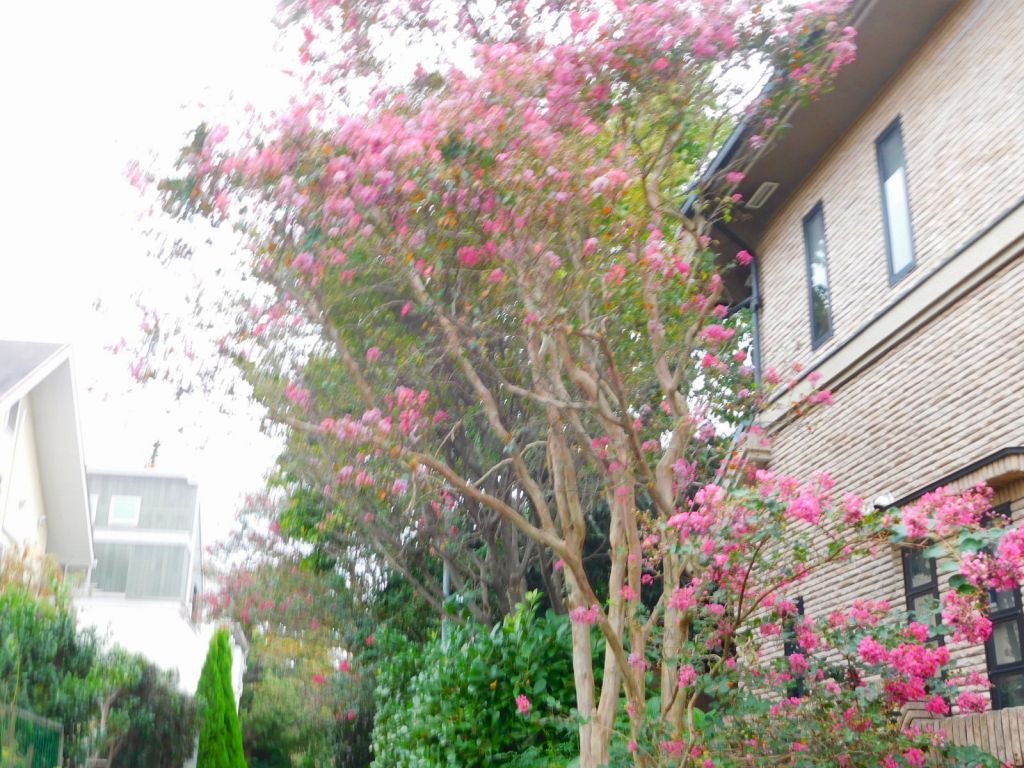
[145,0,1024,764]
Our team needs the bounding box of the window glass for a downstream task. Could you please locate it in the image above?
[802,205,832,345]
[877,122,915,278]
[903,546,941,642]
[109,495,142,526]
[993,672,1024,709]
[92,542,131,592]
[993,589,1018,613]
[126,545,187,599]
[905,549,933,589]
[992,621,1024,666]
[909,594,939,629]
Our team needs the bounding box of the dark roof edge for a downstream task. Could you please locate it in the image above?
[680,0,878,219]
[893,447,1024,508]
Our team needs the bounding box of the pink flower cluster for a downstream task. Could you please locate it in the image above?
[569,604,602,625]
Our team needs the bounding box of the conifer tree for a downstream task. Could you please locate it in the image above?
[196,628,246,768]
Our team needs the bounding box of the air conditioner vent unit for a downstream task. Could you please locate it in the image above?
[746,181,779,210]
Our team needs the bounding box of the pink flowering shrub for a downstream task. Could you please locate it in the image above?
[624,482,1010,767]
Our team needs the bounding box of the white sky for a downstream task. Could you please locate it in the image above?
[0,0,296,542]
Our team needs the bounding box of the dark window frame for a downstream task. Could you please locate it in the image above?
[782,596,806,698]
[875,117,917,285]
[983,504,1024,710]
[802,202,834,349]
[902,545,942,641]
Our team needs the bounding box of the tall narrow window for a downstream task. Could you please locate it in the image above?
[902,547,940,637]
[802,203,833,347]
[876,119,916,281]
[783,596,806,698]
[984,504,1024,709]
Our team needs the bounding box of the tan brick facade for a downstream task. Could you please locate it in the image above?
[757,0,1024,378]
[745,0,1024,759]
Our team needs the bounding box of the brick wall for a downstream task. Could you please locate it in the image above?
[748,0,1024,741]
[768,251,1024,501]
[756,0,1024,376]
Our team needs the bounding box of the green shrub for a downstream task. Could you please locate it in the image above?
[0,587,98,765]
[372,594,578,767]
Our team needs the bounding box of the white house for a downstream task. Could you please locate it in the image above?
[75,469,246,701]
[0,340,93,579]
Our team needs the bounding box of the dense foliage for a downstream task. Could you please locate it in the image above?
[0,565,197,768]
[373,595,578,767]
[197,629,247,768]
[205,491,426,766]
[108,661,197,768]
[0,587,98,765]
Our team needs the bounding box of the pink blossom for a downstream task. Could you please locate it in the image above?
[957,690,989,713]
[786,489,823,525]
[943,590,992,643]
[842,493,864,524]
[669,585,698,613]
[366,346,381,362]
[857,636,888,665]
[677,664,697,687]
[725,171,745,185]
[700,324,736,344]
[903,622,930,643]
[736,249,753,266]
[787,653,810,675]
[926,694,949,715]
[903,748,926,768]
[515,694,531,714]
[996,528,1024,586]
[570,604,602,625]
[293,251,315,272]
[286,382,311,410]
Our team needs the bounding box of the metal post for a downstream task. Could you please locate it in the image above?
[441,559,451,642]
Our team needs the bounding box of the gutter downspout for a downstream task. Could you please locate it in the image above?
[720,224,763,387]
[0,401,23,550]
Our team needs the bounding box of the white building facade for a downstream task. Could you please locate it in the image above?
[0,340,93,579]
[75,469,245,700]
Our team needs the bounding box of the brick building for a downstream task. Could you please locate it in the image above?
[707,0,1024,762]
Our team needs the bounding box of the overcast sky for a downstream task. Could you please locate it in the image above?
[0,0,297,542]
